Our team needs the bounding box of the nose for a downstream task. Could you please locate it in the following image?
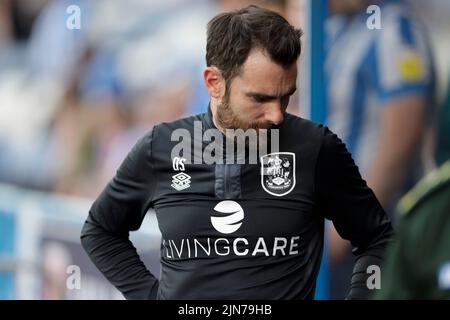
[265,103,284,125]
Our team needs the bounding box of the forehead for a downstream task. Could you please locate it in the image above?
[235,49,297,90]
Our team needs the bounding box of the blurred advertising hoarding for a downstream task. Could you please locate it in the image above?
[0,183,161,299]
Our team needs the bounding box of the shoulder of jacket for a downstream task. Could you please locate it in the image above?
[154,113,203,133]
[397,160,450,216]
[282,113,325,133]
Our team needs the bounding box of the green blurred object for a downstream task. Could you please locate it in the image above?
[376,160,450,299]
[436,80,450,166]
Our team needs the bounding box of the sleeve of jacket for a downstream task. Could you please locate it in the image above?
[315,127,394,300]
[80,128,159,300]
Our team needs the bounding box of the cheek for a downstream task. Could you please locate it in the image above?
[242,102,266,120]
[230,96,256,115]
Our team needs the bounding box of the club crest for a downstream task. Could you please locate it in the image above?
[260,152,295,197]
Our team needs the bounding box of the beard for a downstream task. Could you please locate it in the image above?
[215,91,271,132]
[215,90,273,151]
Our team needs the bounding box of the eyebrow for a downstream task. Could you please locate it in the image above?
[245,87,297,100]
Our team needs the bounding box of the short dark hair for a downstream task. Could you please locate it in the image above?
[206,5,303,83]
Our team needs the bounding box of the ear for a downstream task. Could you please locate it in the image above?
[203,66,225,99]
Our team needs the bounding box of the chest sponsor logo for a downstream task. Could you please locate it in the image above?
[211,200,244,234]
[171,157,191,191]
[162,200,301,260]
[260,152,295,197]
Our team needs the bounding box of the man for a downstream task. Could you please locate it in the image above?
[186,0,301,117]
[376,76,450,299]
[81,5,393,300]
[325,0,435,298]
[326,0,435,215]
[376,159,450,299]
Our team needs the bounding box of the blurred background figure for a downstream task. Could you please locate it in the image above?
[374,0,450,300]
[324,0,436,299]
[376,80,450,298]
[435,73,450,166]
[377,160,450,299]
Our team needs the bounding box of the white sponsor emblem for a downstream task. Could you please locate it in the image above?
[171,157,191,191]
[260,152,296,197]
[172,156,186,171]
[211,201,244,234]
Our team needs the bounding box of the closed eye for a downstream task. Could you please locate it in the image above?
[253,95,272,103]
[247,88,297,104]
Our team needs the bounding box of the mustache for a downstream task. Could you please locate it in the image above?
[216,98,277,131]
